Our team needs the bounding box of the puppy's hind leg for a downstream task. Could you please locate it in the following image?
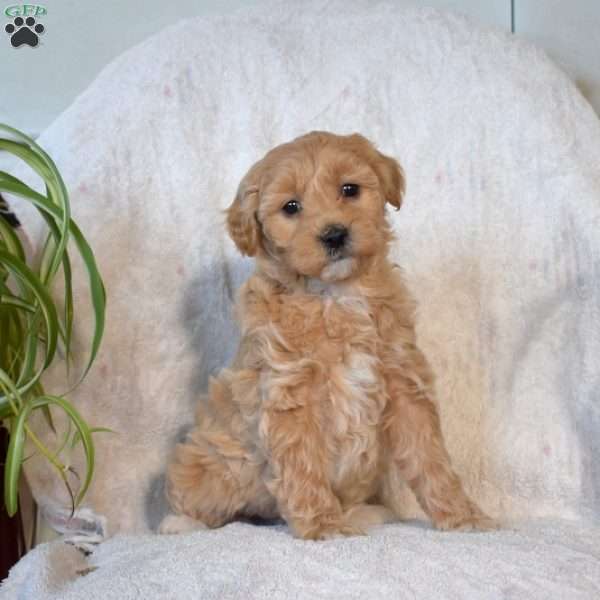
[160,374,278,535]
[160,428,275,534]
[160,424,275,534]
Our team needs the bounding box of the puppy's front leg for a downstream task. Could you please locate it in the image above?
[263,406,361,540]
[383,351,495,531]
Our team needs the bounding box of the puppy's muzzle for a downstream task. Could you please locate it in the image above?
[320,224,349,253]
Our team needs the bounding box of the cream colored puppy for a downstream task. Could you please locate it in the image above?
[160,132,494,540]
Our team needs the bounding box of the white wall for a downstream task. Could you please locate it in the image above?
[0,0,261,136]
[0,1,598,137]
[402,0,511,29]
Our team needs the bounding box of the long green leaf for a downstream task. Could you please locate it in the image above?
[71,426,116,449]
[0,124,104,517]
[0,294,35,313]
[0,367,23,418]
[0,127,71,285]
[17,312,41,392]
[0,250,58,371]
[0,140,53,184]
[0,215,25,263]
[3,401,29,515]
[35,395,95,505]
[47,217,74,360]
[0,176,105,380]
[36,208,74,361]
[3,394,96,515]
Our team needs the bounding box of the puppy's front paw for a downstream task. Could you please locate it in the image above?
[433,507,498,532]
[297,519,367,541]
[158,514,208,535]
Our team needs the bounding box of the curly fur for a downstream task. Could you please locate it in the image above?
[161,132,493,540]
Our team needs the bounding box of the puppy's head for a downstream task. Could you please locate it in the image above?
[227,132,405,282]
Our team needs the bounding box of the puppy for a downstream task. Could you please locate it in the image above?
[160,131,494,540]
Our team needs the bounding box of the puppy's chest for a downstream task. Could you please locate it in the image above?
[263,291,388,492]
[273,291,386,425]
[273,292,379,360]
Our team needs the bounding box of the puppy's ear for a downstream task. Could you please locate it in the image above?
[372,151,405,210]
[226,162,263,256]
[348,134,406,210]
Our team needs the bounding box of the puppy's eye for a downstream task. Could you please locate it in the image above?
[341,183,360,198]
[282,199,302,216]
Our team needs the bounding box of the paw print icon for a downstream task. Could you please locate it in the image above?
[5,16,45,48]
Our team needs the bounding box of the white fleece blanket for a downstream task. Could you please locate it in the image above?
[3,520,600,599]
[3,0,600,595]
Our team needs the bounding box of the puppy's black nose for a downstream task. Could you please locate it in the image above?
[320,224,348,250]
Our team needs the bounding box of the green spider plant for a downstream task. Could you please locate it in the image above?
[0,123,106,517]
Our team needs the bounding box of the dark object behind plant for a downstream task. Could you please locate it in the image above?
[0,427,25,580]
